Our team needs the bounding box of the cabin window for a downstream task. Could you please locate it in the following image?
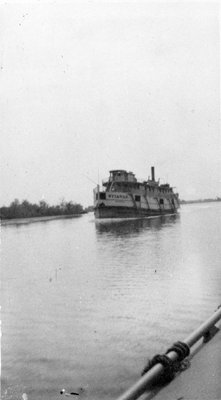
[172,198,175,205]
[135,195,141,202]
[100,192,106,200]
[160,198,164,205]
[96,193,98,200]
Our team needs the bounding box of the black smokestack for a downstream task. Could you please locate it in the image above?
[151,166,155,181]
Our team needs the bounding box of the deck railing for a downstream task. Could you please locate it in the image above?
[115,306,221,400]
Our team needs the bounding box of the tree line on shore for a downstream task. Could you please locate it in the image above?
[0,199,85,220]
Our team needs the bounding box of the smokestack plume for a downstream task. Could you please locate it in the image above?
[151,166,155,182]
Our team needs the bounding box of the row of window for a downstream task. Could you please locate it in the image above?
[108,183,172,194]
[96,193,175,205]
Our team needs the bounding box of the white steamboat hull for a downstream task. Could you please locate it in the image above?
[94,191,179,219]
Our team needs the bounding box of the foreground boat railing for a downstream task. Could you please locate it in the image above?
[115,306,221,400]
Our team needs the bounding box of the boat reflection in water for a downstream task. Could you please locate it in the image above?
[95,213,180,237]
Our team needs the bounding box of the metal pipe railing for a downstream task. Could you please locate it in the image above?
[116,307,221,400]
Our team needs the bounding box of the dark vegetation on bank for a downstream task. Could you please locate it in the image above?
[0,199,86,220]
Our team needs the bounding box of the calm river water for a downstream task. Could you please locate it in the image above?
[1,203,221,400]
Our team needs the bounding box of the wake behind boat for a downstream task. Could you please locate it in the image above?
[93,166,180,219]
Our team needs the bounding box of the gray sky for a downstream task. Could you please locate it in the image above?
[1,1,220,207]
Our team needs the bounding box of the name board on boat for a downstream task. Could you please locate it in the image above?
[107,194,129,200]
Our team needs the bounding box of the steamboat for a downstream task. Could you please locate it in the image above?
[94,166,180,219]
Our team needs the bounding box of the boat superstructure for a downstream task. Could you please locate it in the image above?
[93,167,180,219]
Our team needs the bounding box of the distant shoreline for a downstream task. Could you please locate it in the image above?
[1,214,83,226]
[180,198,221,205]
